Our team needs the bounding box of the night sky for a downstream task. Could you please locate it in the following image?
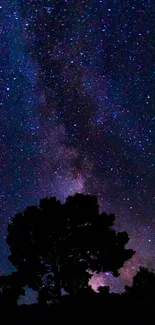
[1,0,155,297]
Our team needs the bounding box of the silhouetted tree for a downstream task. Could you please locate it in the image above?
[0,272,25,307]
[125,267,155,301]
[7,194,134,304]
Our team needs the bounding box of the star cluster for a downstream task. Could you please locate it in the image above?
[1,0,155,294]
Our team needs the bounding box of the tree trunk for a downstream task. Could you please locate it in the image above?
[53,257,61,303]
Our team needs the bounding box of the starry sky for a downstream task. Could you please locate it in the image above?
[1,0,155,296]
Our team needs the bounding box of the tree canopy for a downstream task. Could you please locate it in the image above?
[125,267,155,301]
[7,193,134,304]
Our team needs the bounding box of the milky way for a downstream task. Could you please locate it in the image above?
[1,0,155,297]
